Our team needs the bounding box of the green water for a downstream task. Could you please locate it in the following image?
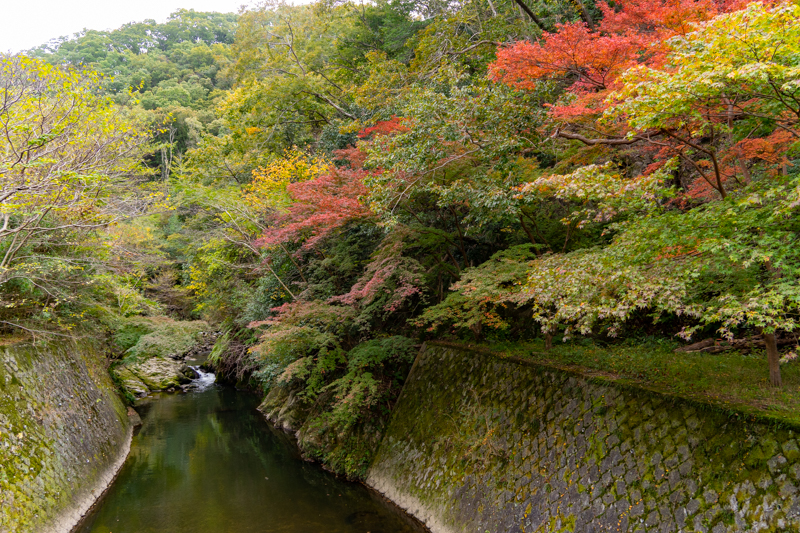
[77,384,426,533]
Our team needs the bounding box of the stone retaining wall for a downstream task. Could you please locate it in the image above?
[0,339,131,533]
[367,342,800,533]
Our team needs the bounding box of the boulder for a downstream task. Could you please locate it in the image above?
[112,366,150,397]
[122,318,209,360]
[258,386,309,433]
[181,365,200,380]
[126,357,191,390]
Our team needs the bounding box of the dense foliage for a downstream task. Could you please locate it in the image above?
[0,56,150,331]
[8,0,800,476]
[29,10,238,177]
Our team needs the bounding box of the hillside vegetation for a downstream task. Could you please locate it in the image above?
[3,0,799,476]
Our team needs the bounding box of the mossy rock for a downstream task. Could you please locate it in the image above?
[259,386,310,432]
[125,357,190,390]
[112,366,150,397]
[111,317,159,353]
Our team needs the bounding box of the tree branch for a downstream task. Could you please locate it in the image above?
[512,0,549,31]
[555,128,649,145]
[302,91,357,121]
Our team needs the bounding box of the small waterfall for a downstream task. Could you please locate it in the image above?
[187,366,216,391]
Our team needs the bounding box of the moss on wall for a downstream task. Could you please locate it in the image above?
[367,343,800,533]
[0,339,130,533]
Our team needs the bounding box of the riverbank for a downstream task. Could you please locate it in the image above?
[0,338,132,533]
[7,333,800,533]
[365,342,800,533]
[53,425,132,533]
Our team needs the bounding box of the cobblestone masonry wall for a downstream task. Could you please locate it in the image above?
[0,339,131,533]
[367,343,800,533]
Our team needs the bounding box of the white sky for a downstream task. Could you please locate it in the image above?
[0,0,257,54]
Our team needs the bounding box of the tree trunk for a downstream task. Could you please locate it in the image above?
[512,0,548,31]
[471,321,483,342]
[519,215,542,256]
[571,0,595,30]
[544,332,553,350]
[764,332,781,387]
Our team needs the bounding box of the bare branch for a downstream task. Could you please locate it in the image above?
[554,128,649,145]
[512,0,549,31]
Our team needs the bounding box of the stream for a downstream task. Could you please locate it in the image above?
[76,370,426,533]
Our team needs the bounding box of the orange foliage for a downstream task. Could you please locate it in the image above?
[489,23,638,92]
[598,0,724,38]
[489,0,751,119]
[733,130,794,167]
[357,116,409,139]
[653,243,700,261]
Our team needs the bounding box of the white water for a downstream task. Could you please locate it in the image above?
[188,366,216,391]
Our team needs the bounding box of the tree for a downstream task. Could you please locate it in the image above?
[600,0,800,385]
[362,79,545,225]
[489,0,735,124]
[256,148,374,253]
[0,56,149,322]
[605,1,800,200]
[444,1,800,386]
[246,148,331,212]
[28,11,239,180]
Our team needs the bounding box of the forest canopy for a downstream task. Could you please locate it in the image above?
[5,0,799,475]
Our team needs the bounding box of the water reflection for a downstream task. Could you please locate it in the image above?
[78,385,425,533]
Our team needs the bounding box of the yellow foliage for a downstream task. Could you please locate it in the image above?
[338,121,364,135]
[245,148,330,212]
[0,56,149,295]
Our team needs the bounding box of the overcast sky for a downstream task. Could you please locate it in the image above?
[0,0,257,54]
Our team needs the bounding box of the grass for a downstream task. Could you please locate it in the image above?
[460,337,800,427]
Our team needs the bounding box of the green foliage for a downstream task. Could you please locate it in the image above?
[0,55,150,331]
[89,273,164,317]
[249,300,354,390]
[519,172,800,340]
[415,244,539,336]
[362,79,547,225]
[300,223,384,301]
[111,317,159,353]
[324,336,417,430]
[604,1,800,200]
[29,10,238,177]
[332,228,427,330]
[119,317,208,362]
[275,335,417,479]
[207,329,231,367]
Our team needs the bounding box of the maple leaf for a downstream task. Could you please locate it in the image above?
[255,148,374,253]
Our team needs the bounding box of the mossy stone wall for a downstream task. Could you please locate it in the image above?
[367,343,800,533]
[0,339,131,533]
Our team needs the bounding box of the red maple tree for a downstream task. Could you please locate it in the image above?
[256,148,373,252]
[489,0,746,119]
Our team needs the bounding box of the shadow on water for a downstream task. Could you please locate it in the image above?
[76,381,427,533]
